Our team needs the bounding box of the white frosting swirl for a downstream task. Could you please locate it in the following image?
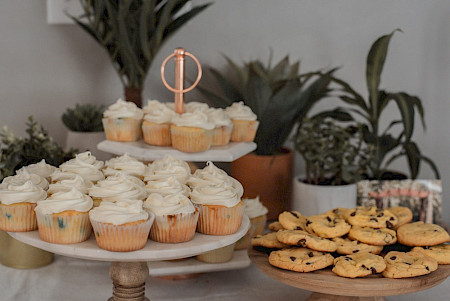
[1,169,49,191]
[103,98,144,120]
[189,183,241,208]
[142,100,176,124]
[225,101,257,121]
[171,111,214,130]
[143,193,195,216]
[88,173,147,201]
[35,188,93,215]
[103,154,149,178]
[49,170,82,183]
[89,199,149,225]
[145,155,191,184]
[0,181,47,205]
[206,108,233,127]
[16,159,57,179]
[185,101,210,112]
[59,152,105,182]
[47,175,93,195]
[187,161,243,198]
[243,196,268,219]
[145,176,190,196]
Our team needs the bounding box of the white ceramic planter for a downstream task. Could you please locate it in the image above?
[292,176,357,216]
[65,130,111,161]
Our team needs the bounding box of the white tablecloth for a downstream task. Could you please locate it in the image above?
[0,255,448,301]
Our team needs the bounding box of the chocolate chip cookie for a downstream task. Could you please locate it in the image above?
[278,211,308,231]
[332,253,386,278]
[333,237,384,255]
[268,221,285,232]
[410,244,450,264]
[348,226,397,246]
[346,206,398,229]
[305,214,351,238]
[325,207,352,219]
[251,232,289,250]
[382,251,438,278]
[397,221,450,246]
[276,229,337,252]
[385,206,413,230]
[269,247,334,272]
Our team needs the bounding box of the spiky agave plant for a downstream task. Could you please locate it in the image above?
[196,55,336,156]
[70,0,211,107]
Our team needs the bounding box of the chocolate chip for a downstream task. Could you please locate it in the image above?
[390,217,395,221]
[405,262,412,265]
[424,246,430,250]
[350,211,356,216]
[361,264,367,269]
[377,213,384,217]
[386,221,394,229]
[295,226,303,231]
[434,229,438,232]
[370,217,378,222]
[291,211,299,218]
[297,239,306,246]
[426,266,429,271]
[344,257,352,261]
[390,256,397,260]
[333,209,339,214]
[308,252,314,257]
[306,262,311,265]
[290,256,296,262]
[371,267,377,274]
[326,216,332,222]
[306,220,311,226]
[353,250,359,253]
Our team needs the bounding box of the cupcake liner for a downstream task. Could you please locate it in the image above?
[90,216,154,252]
[148,210,199,243]
[36,210,92,244]
[230,120,259,142]
[250,214,267,236]
[102,118,142,142]
[196,243,236,263]
[0,203,37,232]
[142,121,172,146]
[212,124,233,146]
[170,125,213,153]
[195,201,244,235]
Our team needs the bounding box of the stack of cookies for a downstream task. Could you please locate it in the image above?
[252,206,450,279]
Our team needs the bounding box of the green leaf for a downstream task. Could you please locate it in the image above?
[386,92,415,141]
[208,67,243,102]
[195,85,232,108]
[330,75,367,111]
[222,55,247,88]
[403,141,421,179]
[245,65,272,117]
[420,154,441,179]
[311,108,354,122]
[164,3,212,40]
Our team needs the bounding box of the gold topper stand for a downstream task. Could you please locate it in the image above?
[160,48,202,114]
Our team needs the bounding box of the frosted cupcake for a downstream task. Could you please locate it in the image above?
[0,181,47,232]
[235,196,268,250]
[59,151,104,183]
[88,173,147,207]
[1,169,49,191]
[145,176,190,197]
[206,108,233,146]
[189,183,243,235]
[142,100,176,146]
[16,159,57,182]
[103,98,144,142]
[47,175,93,196]
[89,200,154,252]
[144,193,198,243]
[170,111,214,152]
[225,101,259,142]
[34,188,93,244]
[103,153,149,180]
[144,155,191,184]
[185,101,209,112]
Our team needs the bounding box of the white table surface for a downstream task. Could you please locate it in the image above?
[0,254,448,301]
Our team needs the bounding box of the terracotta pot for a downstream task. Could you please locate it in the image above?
[231,148,294,221]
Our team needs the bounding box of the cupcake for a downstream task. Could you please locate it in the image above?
[225,101,259,142]
[144,192,198,243]
[89,200,154,252]
[59,151,104,183]
[142,100,176,146]
[144,155,191,184]
[88,173,147,207]
[16,159,57,182]
[34,188,93,244]
[1,169,49,191]
[145,176,190,197]
[184,101,210,112]
[0,181,47,232]
[102,98,144,142]
[103,153,149,180]
[206,108,233,146]
[170,111,214,152]
[235,196,268,250]
[189,183,243,235]
[47,174,93,196]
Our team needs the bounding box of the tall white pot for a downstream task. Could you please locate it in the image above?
[292,176,357,216]
[66,130,111,161]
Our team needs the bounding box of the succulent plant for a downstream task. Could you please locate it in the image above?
[70,0,211,106]
[0,116,76,180]
[196,54,335,156]
[320,30,439,180]
[62,103,105,132]
[294,115,373,185]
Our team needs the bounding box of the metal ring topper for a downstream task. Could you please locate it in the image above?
[161,48,202,114]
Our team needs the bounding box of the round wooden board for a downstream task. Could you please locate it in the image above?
[248,248,450,297]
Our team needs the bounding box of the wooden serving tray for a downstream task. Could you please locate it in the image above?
[248,248,450,301]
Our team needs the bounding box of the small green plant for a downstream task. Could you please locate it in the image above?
[294,115,373,185]
[196,54,335,155]
[62,103,105,132]
[0,116,76,181]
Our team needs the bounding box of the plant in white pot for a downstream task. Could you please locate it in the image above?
[293,114,373,215]
[62,103,109,160]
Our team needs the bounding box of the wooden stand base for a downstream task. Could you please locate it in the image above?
[307,293,385,301]
[108,262,150,301]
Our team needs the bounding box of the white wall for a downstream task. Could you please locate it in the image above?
[1,0,449,222]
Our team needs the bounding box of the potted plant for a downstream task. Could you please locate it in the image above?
[70,0,211,107]
[0,117,75,269]
[62,103,109,160]
[292,114,373,215]
[196,55,335,220]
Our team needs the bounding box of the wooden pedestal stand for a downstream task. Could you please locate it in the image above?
[9,216,249,301]
[248,248,450,301]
